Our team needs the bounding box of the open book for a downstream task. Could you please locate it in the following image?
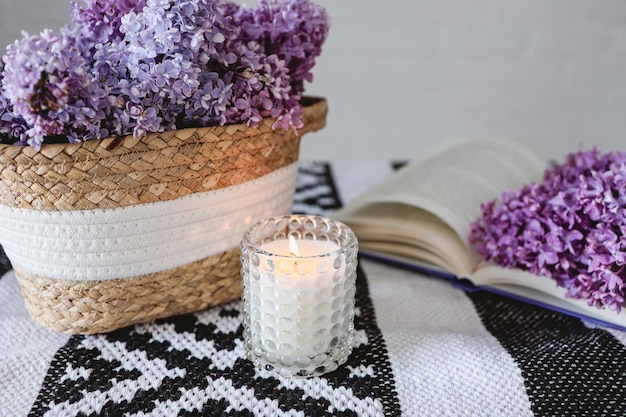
[331,139,626,331]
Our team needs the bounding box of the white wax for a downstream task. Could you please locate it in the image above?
[260,238,339,257]
[252,238,344,358]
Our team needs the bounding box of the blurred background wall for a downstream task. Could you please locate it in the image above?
[2,0,626,162]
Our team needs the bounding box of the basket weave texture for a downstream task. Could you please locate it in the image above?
[0,97,327,334]
[0,97,327,211]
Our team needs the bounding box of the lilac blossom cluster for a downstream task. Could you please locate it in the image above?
[0,0,329,149]
[470,148,626,313]
[71,0,147,44]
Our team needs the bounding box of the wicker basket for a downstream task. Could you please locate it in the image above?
[0,97,327,334]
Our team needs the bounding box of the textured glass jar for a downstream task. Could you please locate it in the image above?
[241,214,358,377]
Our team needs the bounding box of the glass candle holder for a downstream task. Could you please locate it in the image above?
[240,214,358,377]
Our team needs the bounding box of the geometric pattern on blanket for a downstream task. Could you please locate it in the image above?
[26,162,403,417]
[469,291,626,417]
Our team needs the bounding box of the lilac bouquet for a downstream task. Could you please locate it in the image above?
[0,0,329,149]
[470,148,626,313]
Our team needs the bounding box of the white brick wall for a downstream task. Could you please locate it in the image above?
[0,1,70,45]
[1,0,626,162]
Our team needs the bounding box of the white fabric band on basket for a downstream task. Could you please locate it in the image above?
[0,162,298,281]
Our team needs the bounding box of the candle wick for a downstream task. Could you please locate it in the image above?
[288,235,301,257]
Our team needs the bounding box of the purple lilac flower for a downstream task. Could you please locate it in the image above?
[0,62,29,145]
[237,0,329,96]
[1,26,107,148]
[92,0,223,137]
[470,148,626,313]
[0,0,329,146]
[184,0,329,130]
[71,0,147,44]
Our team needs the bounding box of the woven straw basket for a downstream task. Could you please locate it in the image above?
[0,97,327,334]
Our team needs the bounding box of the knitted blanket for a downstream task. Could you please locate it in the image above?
[1,161,625,417]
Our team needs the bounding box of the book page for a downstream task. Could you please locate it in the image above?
[334,139,545,268]
[341,202,473,274]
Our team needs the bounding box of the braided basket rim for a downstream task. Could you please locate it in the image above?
[0,96,327,211]
[0,96,327,158]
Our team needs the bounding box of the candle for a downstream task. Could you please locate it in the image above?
[255,236,341,358]
[241,215,358,377]
[260,235,339,257]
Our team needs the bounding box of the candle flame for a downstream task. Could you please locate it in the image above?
[288,235,300,256]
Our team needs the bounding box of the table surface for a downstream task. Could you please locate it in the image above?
[2,161,626,417]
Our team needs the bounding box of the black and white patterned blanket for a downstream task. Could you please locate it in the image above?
[1,161,625,417]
